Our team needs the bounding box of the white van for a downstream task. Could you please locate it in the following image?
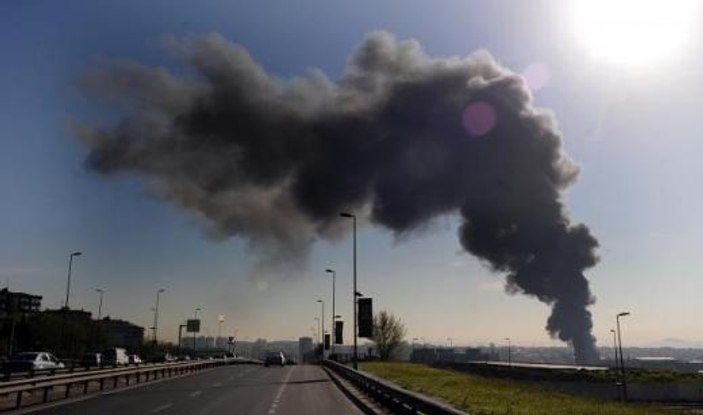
[102,348,129,366]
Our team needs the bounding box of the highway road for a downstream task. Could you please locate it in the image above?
[23,364,364,415]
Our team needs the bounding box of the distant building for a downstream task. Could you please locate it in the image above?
[630,357,703,372]
[0,288,42,318]
[410,347,492,363]
[463,347,493,362]
[99,317,144,348]
[195,336,207,350]
[44,308,92,322]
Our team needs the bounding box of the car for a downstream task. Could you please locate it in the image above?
[152,353,177,363]
[6,352,64,372]
[81,353,102,367]
[264,351,286,367]
[128,354,142,364]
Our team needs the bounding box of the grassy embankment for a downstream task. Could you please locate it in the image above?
[360,362,675,415]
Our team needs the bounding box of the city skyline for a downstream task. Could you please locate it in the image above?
[2,0,703,351]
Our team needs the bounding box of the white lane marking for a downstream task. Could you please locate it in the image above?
[266,367,294,414]
[151,403,174,413]
[212,382,222,387]
[188,390,202,397]
[228,375,235,381]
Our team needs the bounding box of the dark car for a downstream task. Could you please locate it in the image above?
[81,353,102,367]
[264,351,286,367]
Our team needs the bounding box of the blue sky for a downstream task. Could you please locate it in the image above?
[2,0,703,348]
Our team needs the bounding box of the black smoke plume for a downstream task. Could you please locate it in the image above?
[74,31,600,363]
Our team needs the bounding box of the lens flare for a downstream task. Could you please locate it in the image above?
[462,101,497,137]
[522,63,550,92]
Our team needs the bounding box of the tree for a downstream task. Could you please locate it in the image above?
[372,310,407,361]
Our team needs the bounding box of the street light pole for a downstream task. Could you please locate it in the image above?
[317,299,325,356]
[95,288,104,321]
[152,288,165,344]
[325,269,336,355]
[340,212,358,369]
[616,312,631,401]
[610,329,618,368]
[64,252,82,309]
[505,337,512,366]
[60,251,82,356]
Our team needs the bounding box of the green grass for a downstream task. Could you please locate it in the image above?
[360,362,675,415]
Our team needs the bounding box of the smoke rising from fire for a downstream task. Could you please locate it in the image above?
[74,31,600,362]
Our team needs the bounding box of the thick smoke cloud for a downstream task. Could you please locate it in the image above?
[75,31,599,362]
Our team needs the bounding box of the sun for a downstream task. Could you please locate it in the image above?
[572,0,698,67]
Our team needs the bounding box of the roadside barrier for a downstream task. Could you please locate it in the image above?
[0,357,260,411]
[322,360,467,415]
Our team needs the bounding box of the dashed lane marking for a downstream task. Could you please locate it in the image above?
[266,367,294,415]
[151,403,174,413]
[188,390,202,397]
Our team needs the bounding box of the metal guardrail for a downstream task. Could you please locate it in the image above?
[323,360,467,415]
[0,357,260,411]
[1,361,164,383]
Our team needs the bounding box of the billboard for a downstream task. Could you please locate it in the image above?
[357,297,373,338]
[335,321,343,344]
[186,319,200,333]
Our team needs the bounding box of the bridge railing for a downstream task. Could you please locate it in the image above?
[322,360,467,415]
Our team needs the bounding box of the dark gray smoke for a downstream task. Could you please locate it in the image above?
[74,31,599,363]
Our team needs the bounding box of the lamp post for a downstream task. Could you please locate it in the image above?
[193,307,202,351]
[616,312,630,401]
[339,212,358,369]
[610,329,618,368]
[505,337,512,366]
[152,288,165,344]
[95,288,104,321]
[317,299,325,356]
[60,251,82,356]
[325,269,336,355]
[64,252,82,309]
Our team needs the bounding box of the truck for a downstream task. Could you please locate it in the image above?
[102,348,129,366]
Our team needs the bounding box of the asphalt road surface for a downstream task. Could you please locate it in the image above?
[23,364,364,415]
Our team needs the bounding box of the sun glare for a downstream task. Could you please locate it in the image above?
[572,0,697,67]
